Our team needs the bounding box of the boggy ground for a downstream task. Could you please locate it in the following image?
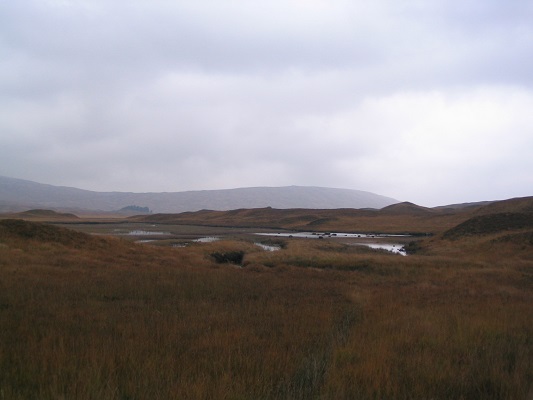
[0,213,533,399]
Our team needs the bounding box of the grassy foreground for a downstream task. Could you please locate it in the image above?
[1,219,533,399]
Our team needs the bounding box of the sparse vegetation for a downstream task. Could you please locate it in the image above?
[1,202,533,399]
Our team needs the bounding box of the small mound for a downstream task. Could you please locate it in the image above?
[15,209,79,220]
[379,202,433,216]
[443,213,533,239]
[0,219,92,246]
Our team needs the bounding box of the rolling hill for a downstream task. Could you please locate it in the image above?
[129,197,533,234]
[0,176,399,213]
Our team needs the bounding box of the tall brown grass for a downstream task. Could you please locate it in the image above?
[1,220,532,399]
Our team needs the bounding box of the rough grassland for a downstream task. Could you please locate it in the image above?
[1,218,533,399]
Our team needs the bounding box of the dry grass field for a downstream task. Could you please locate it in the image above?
[1,198,533,399]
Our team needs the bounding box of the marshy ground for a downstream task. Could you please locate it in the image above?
[1,200,532,399]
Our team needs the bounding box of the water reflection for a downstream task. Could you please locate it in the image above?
[128,230,167,236]
[255,243,281,252]
[194,237,220,243]
[257,232,409,239]
[362,243,406,256]
[256,232,408,256]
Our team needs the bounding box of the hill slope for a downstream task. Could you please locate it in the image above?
[8,209,80,221]
[443,213,533,239]
[441,197,533,239]
[0,176,398,213]
[131,197,533,234]
[130,205,460,234]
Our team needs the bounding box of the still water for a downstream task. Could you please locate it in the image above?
[255,243,282,252]
[256,232,408,256]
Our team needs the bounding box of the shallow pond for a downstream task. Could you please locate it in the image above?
[256,232,408,256]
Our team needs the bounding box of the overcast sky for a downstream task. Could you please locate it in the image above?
[1,0,532,207]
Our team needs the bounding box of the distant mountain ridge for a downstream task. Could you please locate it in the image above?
[0,176,399,213]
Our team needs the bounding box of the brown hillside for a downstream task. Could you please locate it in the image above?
[130,205,470,234]
[1,209,80,222]
[127,197,533,235]
[474,196,533,215]
[443,212,533,239]
[0,219,99,248]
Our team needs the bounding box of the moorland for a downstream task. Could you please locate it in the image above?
[1,196,533,399]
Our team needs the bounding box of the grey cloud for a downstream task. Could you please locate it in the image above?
[3,0,532,98]
[1,0,532,206]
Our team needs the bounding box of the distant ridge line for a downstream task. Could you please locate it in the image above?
[0,176,399,213]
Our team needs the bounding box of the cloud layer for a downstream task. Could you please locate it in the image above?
[1,0,532,206]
